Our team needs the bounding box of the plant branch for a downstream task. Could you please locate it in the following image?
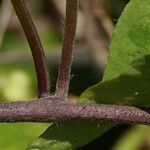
[0,97,149,124]
[11,0,50,98]
[55,0,78,98]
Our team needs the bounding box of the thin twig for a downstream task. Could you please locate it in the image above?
[91,0,114,39]
[80,0,111,72]
[0,97,149,124]
[11,0,50,98]
[0,0,13,50]
[55,0,78,98]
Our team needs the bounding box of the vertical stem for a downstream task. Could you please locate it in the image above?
[55,0,78,99]
[0,0,12,50]
[11,0,50,98]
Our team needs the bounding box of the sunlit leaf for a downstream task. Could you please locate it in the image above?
[0,123,49,150]
[3,70,30,101]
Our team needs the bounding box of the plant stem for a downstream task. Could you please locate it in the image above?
[0,0,12,50]
[0,97,149,124]
[11,0,50,98]
[55,0,78,98]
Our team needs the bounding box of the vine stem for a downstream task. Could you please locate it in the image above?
[11,0,50,98]
[55,0,78,98]
[5,0,149,127]
[0,97,149,124]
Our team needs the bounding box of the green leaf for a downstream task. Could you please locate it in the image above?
[80,0,150,107]
[27,0,150,149]
[27,121,113,150]
[112,125,150,150]
[0,123,49,150]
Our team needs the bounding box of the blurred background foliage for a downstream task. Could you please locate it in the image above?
[0,0,149,150]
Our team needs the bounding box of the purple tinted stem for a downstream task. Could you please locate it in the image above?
[55,0,78,98]
[11,0,50,98]
[0,98,149,124]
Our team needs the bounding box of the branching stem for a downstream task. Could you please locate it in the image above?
[2,0,148,127]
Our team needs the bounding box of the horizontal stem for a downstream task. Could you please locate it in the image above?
[0,97,149,124]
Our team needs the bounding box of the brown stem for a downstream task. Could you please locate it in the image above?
[0,97,149,124]
[55,0,78,98]
[11,0,50,98]
[0,0,12,49]
[80,0,111,72]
